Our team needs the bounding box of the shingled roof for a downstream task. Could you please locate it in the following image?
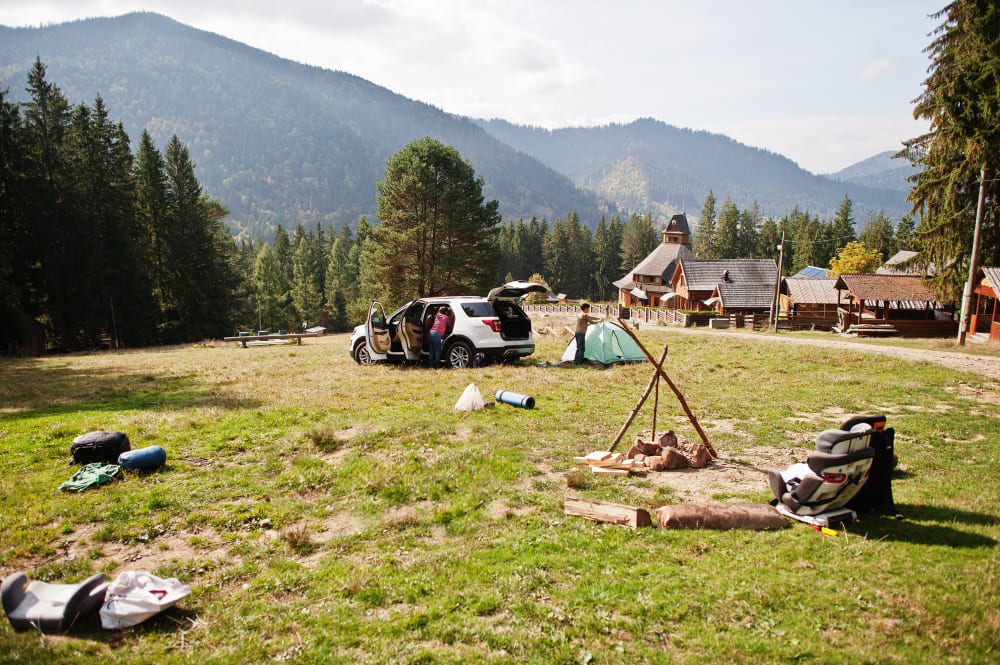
[631,242,693,280]
[665,213,691,236]
[714,280,775,309]
[982,267,1000,294]
[782,277,840,305]
[834,273,937,303]
[676,258,777,292]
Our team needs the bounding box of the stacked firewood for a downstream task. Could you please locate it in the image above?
[630,429,711,470]
[576,430,711,476]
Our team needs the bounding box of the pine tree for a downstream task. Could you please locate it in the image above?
[894,216,918,253]
[737,202,761,258]
[620,213,657,271]
[291,234,325,326]
[592,215,624,301]
[134,131,170,333]
[253,244,292,331]
[757,217,781,263]
[713,196,740,258]
[902,0,1000,298]
[858,210,895,263]
[365,137,501,302]
[544,216,574,294]
[829,195,857,252]
[694,190,716,258]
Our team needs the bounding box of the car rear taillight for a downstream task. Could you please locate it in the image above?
[483,319,502,333]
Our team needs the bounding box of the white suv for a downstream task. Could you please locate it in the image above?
[349,281,547,368]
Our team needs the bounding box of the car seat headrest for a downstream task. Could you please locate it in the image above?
[815,428,871,455]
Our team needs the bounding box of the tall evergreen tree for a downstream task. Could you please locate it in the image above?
[365,137,501,303]
[902,0,1000,298]
[21,59,76,345]
[161,135,232,340]
[694,190,716,258]
[713,196,740,258]
[253,244,292,331]
[620,213,657,271]
[737,202,761,258]
[133,130,170,333]
[829,195,857,251]
[757,217,782,263]
[544,216,574,294]
[894,216,918,253]
[858,210,895,263]
[592,215,624,301]
[291,233,325,326]
[0,86,33,351]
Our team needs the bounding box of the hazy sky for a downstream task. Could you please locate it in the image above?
[1,0,944,174]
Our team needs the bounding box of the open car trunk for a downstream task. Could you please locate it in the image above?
[492,300,532,340]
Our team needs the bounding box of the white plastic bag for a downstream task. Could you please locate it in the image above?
[100,571,191,629]
[454,383,486,411]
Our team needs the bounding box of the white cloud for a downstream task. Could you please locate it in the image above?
[859,57,893,80]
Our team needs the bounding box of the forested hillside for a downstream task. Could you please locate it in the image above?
[475,118,911,221]
[825,150,917,192]
[0,12,609,241]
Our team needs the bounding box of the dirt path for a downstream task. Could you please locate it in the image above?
[530,311,1000,380]
[649,325,1000,380]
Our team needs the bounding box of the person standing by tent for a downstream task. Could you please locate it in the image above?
[428,306,453,368]
[573,303,603,365]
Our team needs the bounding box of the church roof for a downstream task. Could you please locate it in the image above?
[631,242,694,278]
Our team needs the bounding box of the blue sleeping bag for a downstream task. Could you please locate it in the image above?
[117,446,166,471]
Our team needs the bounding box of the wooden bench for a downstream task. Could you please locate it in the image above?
[223,333,320,348]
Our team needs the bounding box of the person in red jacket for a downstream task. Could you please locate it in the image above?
[428,306,453,368]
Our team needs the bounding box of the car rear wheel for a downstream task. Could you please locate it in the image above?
[446,341,473,368]
[353,340,376,365]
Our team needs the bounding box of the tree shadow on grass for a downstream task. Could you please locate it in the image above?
[0,360,263,422]
[851,503,998,548]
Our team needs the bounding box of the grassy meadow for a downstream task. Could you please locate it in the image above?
[1,328,998,664]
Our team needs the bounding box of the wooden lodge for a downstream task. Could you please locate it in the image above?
[779,278,840,328]
[833,273,957,337]
[613,214,693,308]
[670,258,778,316]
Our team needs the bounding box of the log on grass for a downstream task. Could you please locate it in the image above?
[564,496,652,529]
[655,504,788,530]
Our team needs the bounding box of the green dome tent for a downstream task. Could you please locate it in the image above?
[560,321,647,365]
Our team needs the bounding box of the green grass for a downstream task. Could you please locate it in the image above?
[1,331,998,664]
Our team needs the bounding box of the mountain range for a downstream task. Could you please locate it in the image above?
[0,12,913,241]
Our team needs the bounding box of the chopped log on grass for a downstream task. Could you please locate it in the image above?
[655,504,789,530]
[564,496,652,529]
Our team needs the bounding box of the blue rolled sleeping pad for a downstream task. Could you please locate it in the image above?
[117,445,167,471]
[495,389,535,409]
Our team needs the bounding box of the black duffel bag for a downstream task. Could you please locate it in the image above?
[71,430,131,465]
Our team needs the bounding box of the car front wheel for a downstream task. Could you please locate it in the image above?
[353,341,376,365]
[446,341,473,368]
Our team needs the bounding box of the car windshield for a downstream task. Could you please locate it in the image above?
[460,302,495,318]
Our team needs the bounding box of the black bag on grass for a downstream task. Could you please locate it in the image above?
[71,431,131,465]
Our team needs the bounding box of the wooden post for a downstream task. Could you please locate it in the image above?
[607,345,669,453]
[959,165,988,345]
[615,318,716,457]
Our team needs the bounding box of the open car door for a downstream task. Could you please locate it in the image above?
[400,301,426,361]
[365,302,391,361]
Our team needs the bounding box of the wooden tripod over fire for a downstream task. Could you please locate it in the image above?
[608,318,716,458]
